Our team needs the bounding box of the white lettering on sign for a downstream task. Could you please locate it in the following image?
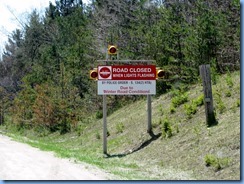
[113,68,128,73]
[129,68,152,73]
[112,67,152,73]
[113,74,123,78]
[98,65,156,80]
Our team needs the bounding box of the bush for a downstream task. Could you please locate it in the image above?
[116,122,125,133]
[216,98,226,114]
[205,154,217,167]
[96,111,103,119]
[225,72,234,87]
[204,154,230,171]
[236,99,240,107]
[76,125,85,136]
[193,94,204,107]
[161,118,173,138]
[214,90,226,114]
[184,103,197,119]
[32,85,57,130]
[11,84,37,129]
[225,90,232,97]
[169,104,176,114]
[171,93,188,108]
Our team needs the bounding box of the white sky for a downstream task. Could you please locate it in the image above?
[0,0,90,56]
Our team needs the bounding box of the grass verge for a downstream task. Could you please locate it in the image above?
[0,71,240,180]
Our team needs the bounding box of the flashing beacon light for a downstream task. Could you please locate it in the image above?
[89,68,98,80]
[108,45,117,55]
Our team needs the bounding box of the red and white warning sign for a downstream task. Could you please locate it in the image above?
[98,65,156,95]
[98,66,112,80]
[98,65,156,80]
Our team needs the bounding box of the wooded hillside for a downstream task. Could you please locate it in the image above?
[0,0,240,133]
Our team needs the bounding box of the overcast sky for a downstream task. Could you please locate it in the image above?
[0,0,90,55]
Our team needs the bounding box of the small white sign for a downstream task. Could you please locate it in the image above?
[98,80,156,95]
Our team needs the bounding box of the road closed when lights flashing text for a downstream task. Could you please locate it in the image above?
[98,65,156,80]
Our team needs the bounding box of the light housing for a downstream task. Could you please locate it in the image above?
[89,68,98,80]
[108,45,117,55]
[156,68,165,79]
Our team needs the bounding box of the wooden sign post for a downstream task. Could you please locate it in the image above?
[199,64,217,126]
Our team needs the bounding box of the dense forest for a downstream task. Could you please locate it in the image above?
[0,0,240,133]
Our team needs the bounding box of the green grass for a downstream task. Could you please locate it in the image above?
[204,154,231,171]
[0,71,240,180]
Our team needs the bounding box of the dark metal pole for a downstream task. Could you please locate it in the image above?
[147,95,152,133]
[103,94,107,154]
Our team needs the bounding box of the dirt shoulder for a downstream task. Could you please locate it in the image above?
[0,134,114,180]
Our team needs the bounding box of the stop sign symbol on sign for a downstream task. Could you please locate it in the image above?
[98,66,112,80]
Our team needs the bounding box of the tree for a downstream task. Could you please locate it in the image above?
[1,29,25,92]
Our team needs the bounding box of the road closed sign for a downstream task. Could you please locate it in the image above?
[98,65,156,95]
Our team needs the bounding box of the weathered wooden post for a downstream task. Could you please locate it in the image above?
[199,64,217,126]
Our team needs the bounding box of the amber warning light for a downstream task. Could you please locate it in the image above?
[156,69,165,79]
[108,45,117,55]
[90,68,98,80]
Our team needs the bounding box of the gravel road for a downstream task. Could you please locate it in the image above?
[0,134,113,180]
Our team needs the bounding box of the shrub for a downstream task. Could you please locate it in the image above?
[11,84,36,128]
[193,126,201,142]
[193,94,204,106]
[116,122,125,133]
[204,154,230,171]
[225,72,234,87]
[175,123,180,133]
[210,61,219,85]
[162,118,173,138]
[33,125,49,137]
[205,154,218,167]
[225,90,232,97]
[96,111,103,119]
[214,91,226,114]
[184,103,197,119]
[171,93,188,108]
[236,99,240,107]
[216,98,226,114]
[32,85,58,131]
[169,104,176,114]
[76,125,85,136]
